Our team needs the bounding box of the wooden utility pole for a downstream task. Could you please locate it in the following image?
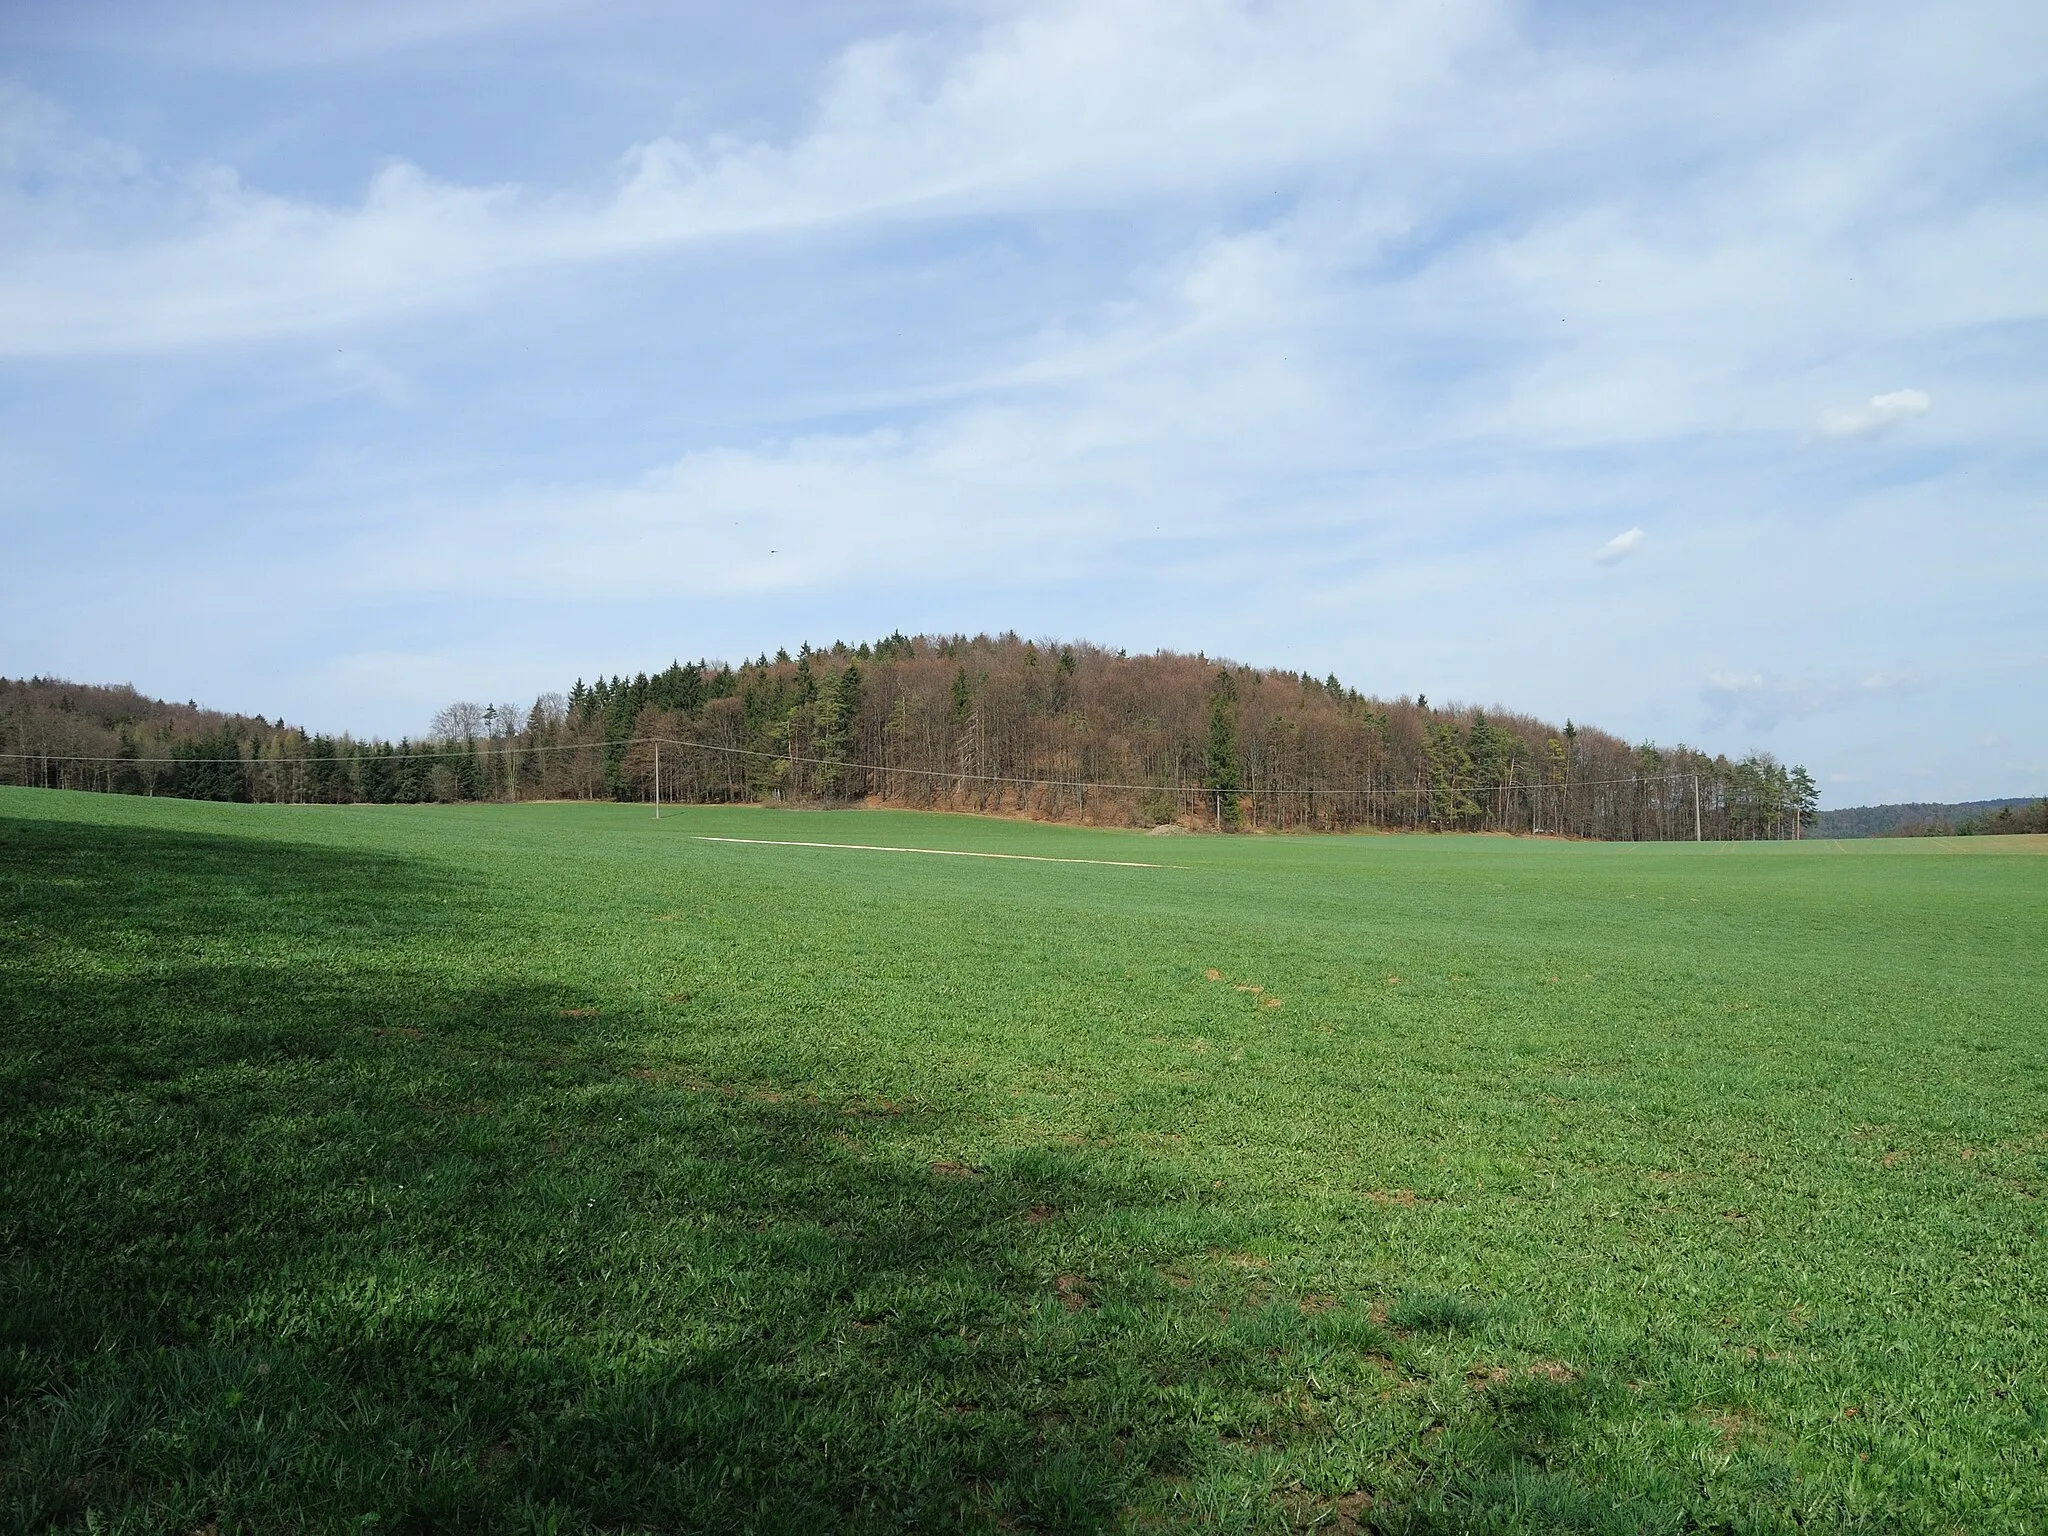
[1693,774,1703,842]
[654,741,661,819]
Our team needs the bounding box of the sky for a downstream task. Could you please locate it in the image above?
[1,0,2043,805]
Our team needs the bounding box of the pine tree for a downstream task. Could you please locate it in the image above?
[1789,765,1818,837]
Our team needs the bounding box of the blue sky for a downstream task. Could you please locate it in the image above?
[2,0,2043,803]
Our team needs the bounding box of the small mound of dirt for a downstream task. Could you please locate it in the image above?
[1299,1490,1375,1535]
[1147,823,1192,836]
[1698,1406,1765,1446]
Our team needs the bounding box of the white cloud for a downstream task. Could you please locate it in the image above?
[12,0,2033,373]
[1701,667,1922,731]
[0,83,141,181]
[1594,527,1645,564]
[335,226,1380,601]
[0,0,1499,355]
[1818,388,1932,438]
[1,0,2041,485]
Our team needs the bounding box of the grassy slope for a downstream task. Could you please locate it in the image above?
[2,788,2044,1534]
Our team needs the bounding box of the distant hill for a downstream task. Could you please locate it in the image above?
[1816,798,2045,838]
[5,641,1816,840]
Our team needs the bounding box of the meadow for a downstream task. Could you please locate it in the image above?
[2,786,2044,1534]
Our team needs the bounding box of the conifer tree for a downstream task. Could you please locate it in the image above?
[169,728,249,802]
[822,662,864,797]
[1206,669,1241,828]
[1790,765,1818,837]
[1426,721,1478,828]
[601,675,638,797]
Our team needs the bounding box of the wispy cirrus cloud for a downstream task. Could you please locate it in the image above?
[6,0,2043,391]
[0,0,1498,355]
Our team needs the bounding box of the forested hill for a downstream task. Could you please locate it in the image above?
[0,678,306,802]
[1816,799,2048,838]
[8,634,1819,839]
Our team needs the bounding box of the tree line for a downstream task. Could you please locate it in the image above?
[0,679,520,806]
[1856,800,2048,837]
[4,637,1832,839]
[1812,797,2048,838]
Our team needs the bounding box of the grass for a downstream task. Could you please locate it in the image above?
[2,787,2044,1534]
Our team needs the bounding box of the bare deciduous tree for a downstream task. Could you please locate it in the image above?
[431,701,485,741]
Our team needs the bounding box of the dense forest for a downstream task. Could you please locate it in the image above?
[1812,798,2048,838]
[0,633,1842,839]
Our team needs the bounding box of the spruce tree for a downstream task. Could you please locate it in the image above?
[601,676,637,798]
[1206,669,1241,828]
[824,663,864,797]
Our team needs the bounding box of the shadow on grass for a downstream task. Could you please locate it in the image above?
[1,813,1677,1535]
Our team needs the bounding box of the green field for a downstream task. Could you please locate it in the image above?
[3,788,2045,1534]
